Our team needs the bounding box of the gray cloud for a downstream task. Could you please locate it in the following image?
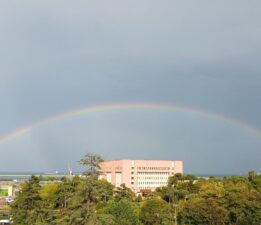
[0,0,261,174]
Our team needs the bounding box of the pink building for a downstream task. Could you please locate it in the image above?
[99,160,183,193]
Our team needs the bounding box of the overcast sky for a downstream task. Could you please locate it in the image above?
[0,0,261,174]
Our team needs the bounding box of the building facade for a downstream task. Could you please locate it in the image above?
[99,160,183,193]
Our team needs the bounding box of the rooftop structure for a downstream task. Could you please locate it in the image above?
[99,159,183,193]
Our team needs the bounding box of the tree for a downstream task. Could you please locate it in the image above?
[140,198,174,225]
[103,199,141,225]
[79,153,104,176]
[167,173,184,203]
[11,158,260,225]
[222,184,261,225]
[57,177,76,209]
[11,176,45,225]
[96,179,114,202]
[155,186,171,203]
[248,171,261,191]
[178,198,228,225]
[85,213,115,225]
[183,174,198,181]
[39,183,59,208]
[115,184,136,202]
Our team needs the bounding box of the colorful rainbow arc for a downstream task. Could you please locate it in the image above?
[0,102,261,144]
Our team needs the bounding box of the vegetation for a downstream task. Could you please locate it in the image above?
[10,154,261,225]
[0,189,8,197]
[0,205,11,220]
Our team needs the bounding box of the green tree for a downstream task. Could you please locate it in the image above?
[11,176,45,225]
[96,179,114,202]
[86,213,115,225]
[79,153,104,176]
[155,186,171,203]
[223,188,261,224]
[178,198,228,225]
[183,174,198,181]
[39,183,59,208]
[115,184,136,202]
[167,173,184,203]
[103,199,141,225]
[57,177,76,209]
[248,171,261,191]
[140,198,174,225]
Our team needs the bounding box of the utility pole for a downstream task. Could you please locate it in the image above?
[173,204,178,225]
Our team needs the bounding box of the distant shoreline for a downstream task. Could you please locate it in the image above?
[0,172,246,181]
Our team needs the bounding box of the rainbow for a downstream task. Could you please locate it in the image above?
[0,102,261,144]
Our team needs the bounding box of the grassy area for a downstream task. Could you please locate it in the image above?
[0,189,8,197]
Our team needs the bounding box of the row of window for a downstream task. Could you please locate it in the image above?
[135,167,173,170]
[138,187,159,190]
[137,172,172,175]
[138,176,168,180]
[138,181,167,185]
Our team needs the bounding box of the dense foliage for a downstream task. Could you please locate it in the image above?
[10,155,261,224]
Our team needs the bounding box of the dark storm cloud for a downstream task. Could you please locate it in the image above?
[0,0,261,173]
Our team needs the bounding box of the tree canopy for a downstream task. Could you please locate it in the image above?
[10,155,261,225]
